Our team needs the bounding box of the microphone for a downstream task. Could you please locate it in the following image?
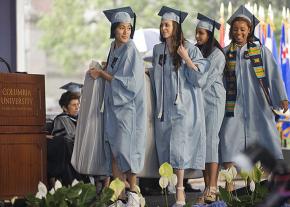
[0,56,12,73]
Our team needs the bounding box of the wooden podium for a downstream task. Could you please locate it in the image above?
[0,73,46,199]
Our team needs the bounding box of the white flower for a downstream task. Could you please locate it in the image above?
[140,196,146,207]
[249,180,255,192]
[72,179,79,187]
[10,196,18,204]
[49,188,55,195]
[54,180,62,190]
[219,166,238,183]
[35,182,47,199]
[219,169,232,183]
[159,176,169,189]
[169,174,177,186]
[228,166,238,179]
[134,184,141,194]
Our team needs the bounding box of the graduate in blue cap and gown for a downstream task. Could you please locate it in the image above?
[219,5,288,175]
[195,13,226,203]
[150,6,209,206]
[88,6,146,206]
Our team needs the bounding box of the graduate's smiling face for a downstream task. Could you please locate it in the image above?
[231,20,251,46]
[114,22,132,45]
[195,28,209,45]
[64,99,80,116]
[160,20,174,39]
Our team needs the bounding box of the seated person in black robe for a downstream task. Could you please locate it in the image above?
[47,85,88,187]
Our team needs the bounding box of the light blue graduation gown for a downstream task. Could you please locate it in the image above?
[103,40,147,174]
[219,43,288,163]
[150,41,209,170]
[202,48,226,163]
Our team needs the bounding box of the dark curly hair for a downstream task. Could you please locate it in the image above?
[58,91,80,109]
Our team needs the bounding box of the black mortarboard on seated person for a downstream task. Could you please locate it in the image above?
[60,82,83,94]
[103,6,136,39]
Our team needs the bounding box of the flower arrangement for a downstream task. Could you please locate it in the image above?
[26,179,112,207]
[218,162,269,207]
[26,178,146,207]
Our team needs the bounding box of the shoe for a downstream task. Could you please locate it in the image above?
[126,191,140,207]
[195,187,208,204]
[172,187,186,207]
[204,187,217,204]
[108,200,126,207]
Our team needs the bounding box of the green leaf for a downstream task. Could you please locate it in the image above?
[218,186,232,203]
[99,187,114,204]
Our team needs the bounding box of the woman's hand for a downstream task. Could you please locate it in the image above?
[177,44,190,61]
[88,68,102,80]
[280,100,289,113]
[177,44,198,71]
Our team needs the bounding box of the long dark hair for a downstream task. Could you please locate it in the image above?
[229,17,254,43]
[160,21,185,70]
[196,29,224,58]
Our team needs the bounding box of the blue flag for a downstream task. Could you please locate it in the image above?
[279,23,290,101]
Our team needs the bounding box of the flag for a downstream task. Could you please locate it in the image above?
[265,23,279,62]
[279,23,290,100]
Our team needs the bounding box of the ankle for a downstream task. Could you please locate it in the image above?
[176,186,185,191]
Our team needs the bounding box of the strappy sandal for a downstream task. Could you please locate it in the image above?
[195,186,209,204]
[204,186,217,204]
[172,186,186,207]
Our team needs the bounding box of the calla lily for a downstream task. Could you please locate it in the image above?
[159,162,173,178]
[134,184,141,194]
[140,196,146,207]
[36,181,47,199]
[170,174,177,186]
[49,188,55,195]
[249,180,255,192]
[109,178,125,201]
[228,166,238,179]
[219,166,238,184]
[219,169,232,183]
[72,179,79,187]
[54,180,62,190]
[159,176,169,189]
[10,196,18,204]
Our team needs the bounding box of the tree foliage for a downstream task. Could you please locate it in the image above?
[37,0,287,73]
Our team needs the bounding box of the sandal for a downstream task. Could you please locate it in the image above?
[195,187,209,204]
[204,186,217,204]
[172,186,186,207]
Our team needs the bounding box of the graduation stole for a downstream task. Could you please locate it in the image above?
[225,43,238,117]
[225,42,272,117]
[246,42,275,115]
